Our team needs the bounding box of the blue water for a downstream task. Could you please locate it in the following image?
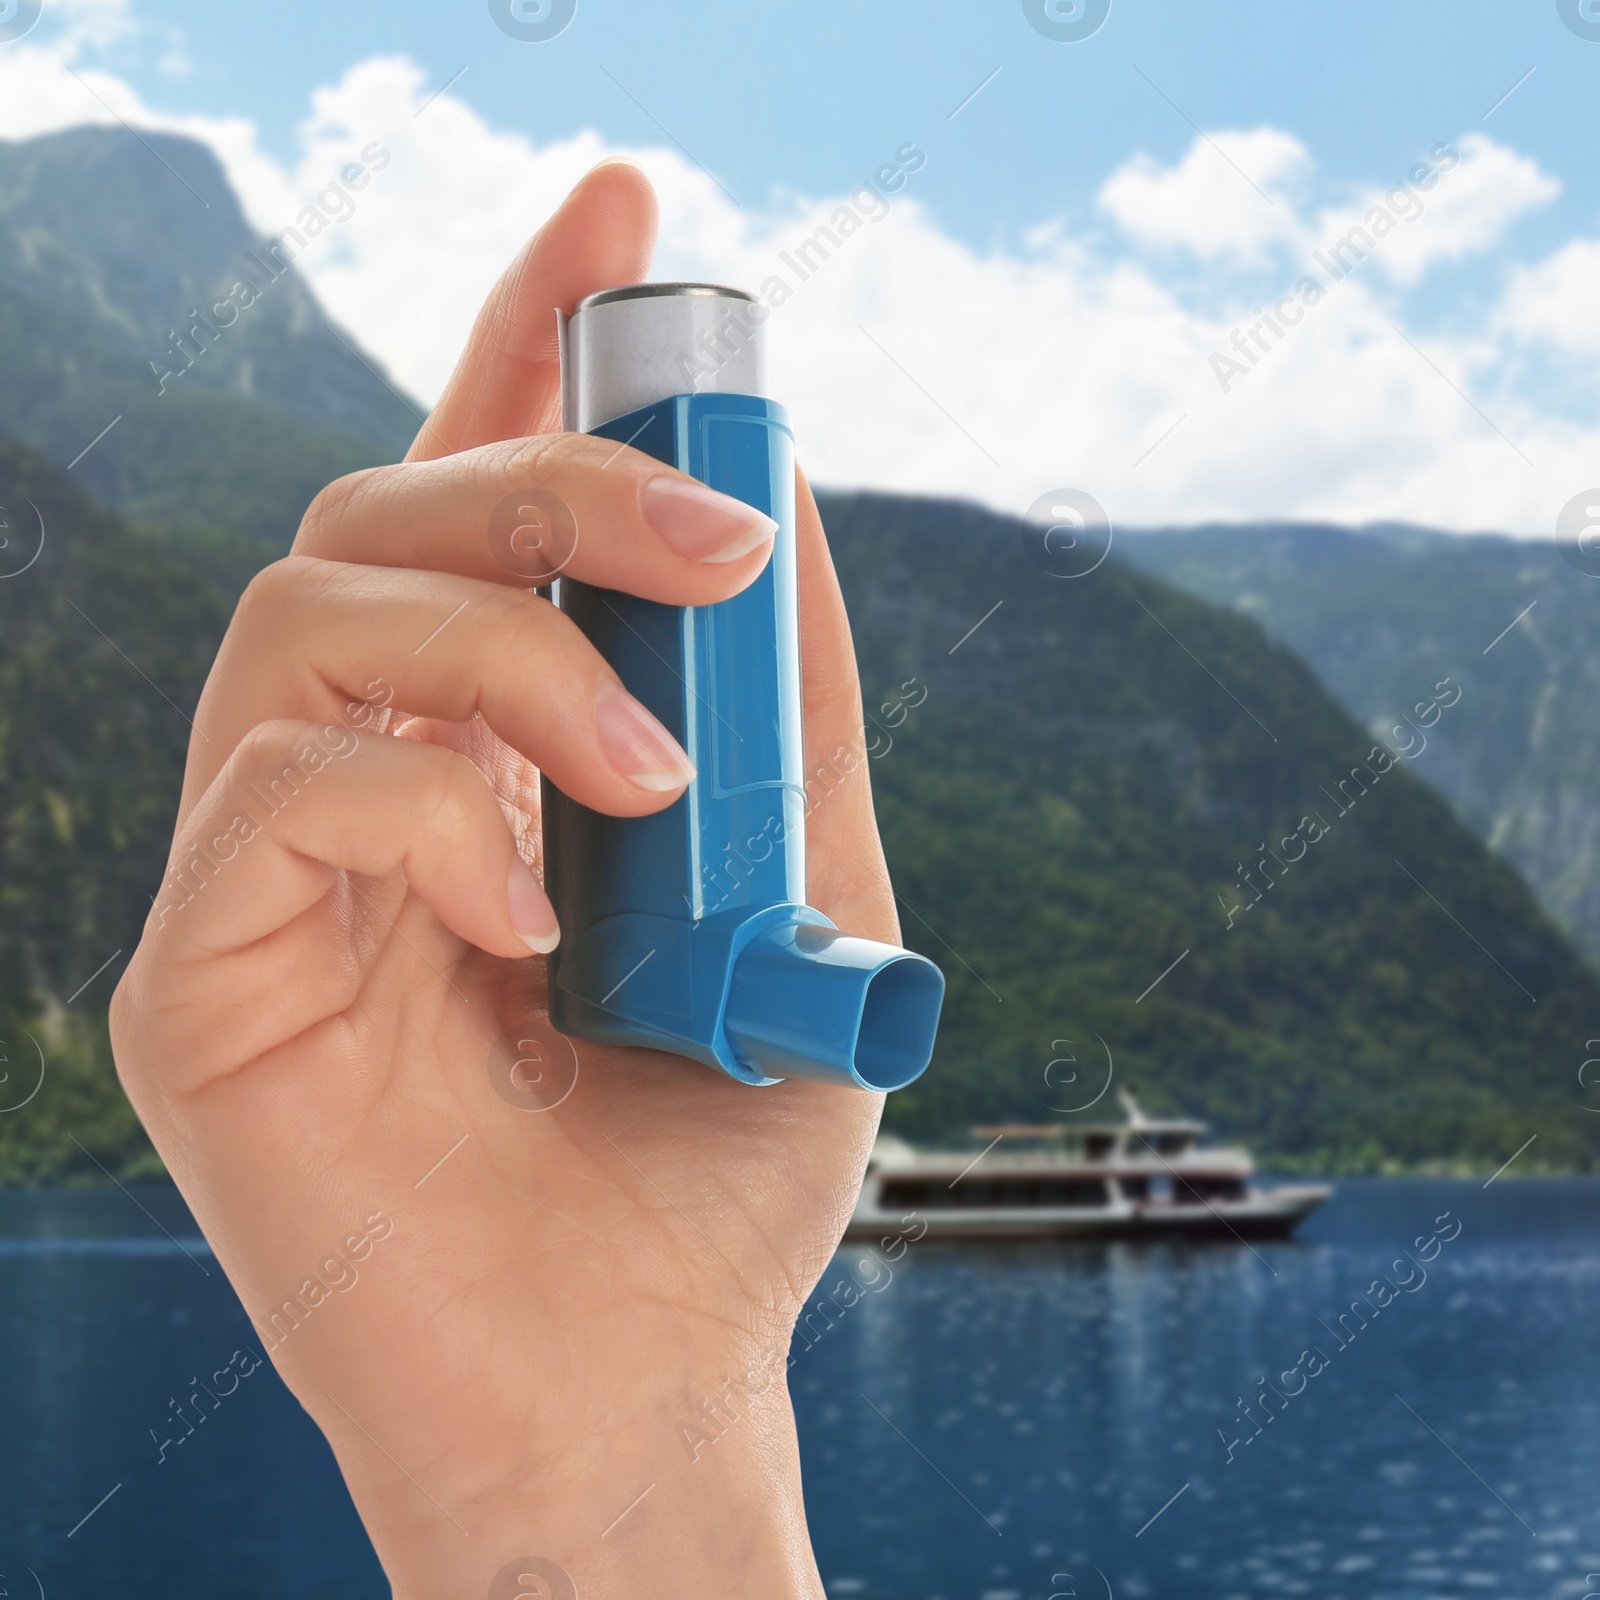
[2,1180,1597,1598]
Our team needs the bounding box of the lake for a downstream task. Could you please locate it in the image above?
[2,1178,1596,1598]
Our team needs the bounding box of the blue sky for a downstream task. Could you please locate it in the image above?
[64,0,1600,269]
[5,0,1599,532]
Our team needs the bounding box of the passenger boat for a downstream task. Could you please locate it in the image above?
[845,1091,1331,1242]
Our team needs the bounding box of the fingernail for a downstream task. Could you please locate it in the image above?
[639,474,778,564]
[507,860,560,955]
[595,684,696,792]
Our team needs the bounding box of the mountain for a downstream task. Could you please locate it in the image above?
[3,444,1596,1178]
[817,493,1600,1171]
[3,122,1596,1178]
[0,438,232,1182]
[0,126,420,543]
[1118,523,1600,969]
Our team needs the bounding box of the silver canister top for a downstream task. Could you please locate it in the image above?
[560,282,769,432]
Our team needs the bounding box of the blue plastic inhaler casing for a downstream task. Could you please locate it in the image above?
[542,282,944,1090]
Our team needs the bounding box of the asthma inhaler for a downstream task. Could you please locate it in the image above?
[543,282,944,1090]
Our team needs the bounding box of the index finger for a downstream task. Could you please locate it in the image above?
[410,160,658,463]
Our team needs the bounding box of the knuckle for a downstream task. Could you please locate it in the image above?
[233,555,317,631]
[230,718,353,784]
[108,969,134,1052]
[420,742,489,833]
[296,465,386,553]
[495,430,625,498]
[232,556,360,651]
[484,583,556,657]
[484,440,586,582]
[233,560,283,629]
[498,432,570,488]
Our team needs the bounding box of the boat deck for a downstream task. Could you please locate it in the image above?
[848,1098,1331,1241]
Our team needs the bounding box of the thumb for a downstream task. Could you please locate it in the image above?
[410,159,659,462]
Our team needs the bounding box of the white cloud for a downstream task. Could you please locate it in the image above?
[1096,126,1309,264]
[55,0,138,50]
[1495,237,1600,360]
[0,43,1592,536]
[1098,126,1560,290]
[1308,133,1560,287]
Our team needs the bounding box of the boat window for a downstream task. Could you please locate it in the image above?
[881,1177,1113,1209]
[1119,1176,1149,1200]
[1135,1132,1192,1157]
[1175,1176,1246,1203]
[968,1179,1108,1208]
[1084,1134,1115,1161]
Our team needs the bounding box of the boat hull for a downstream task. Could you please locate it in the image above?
[843,1185,1331,1244]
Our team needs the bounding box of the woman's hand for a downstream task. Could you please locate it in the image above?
[110,161,898,1600]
